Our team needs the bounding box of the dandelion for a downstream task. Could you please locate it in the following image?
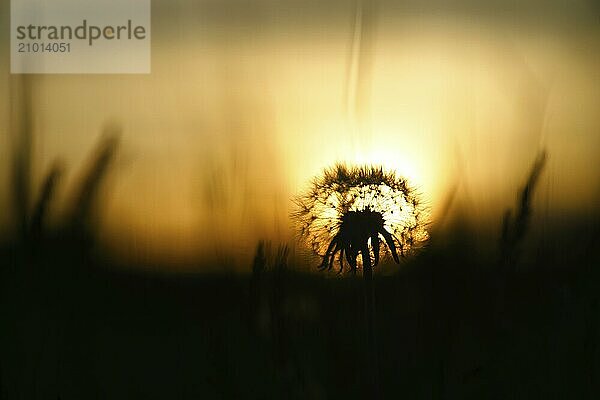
[293,163,429,273]
[293,163,429,398]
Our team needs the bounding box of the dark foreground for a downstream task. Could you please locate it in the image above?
[1,229,599,400]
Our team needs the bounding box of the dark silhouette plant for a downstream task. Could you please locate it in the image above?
[8,75,120,252]
[500,150,547,270]
[4,75,121,398]
[293,163,428,398]
[293,163,428,273]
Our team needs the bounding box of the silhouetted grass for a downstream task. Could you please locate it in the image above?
[10,76,33,242]
[1,218,598,399]
[1,82,598,399]
[500,150,547,271]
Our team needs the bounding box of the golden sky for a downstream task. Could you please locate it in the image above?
[1,0,599,269]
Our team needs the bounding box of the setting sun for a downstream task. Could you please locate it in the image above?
[2,0,599,398]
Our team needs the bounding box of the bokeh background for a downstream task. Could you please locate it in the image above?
[2,2,600,399]
[1,0,599,270]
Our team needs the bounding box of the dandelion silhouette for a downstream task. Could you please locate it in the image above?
[293,163,428,397]
[294,163,428,273]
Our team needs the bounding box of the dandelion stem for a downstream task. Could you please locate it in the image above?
[362,246,380,399]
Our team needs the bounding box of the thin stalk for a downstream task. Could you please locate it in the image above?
[10,75,33,241]
[362,245,380,399]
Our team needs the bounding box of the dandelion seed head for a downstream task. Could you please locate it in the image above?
[293,163,429,270]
